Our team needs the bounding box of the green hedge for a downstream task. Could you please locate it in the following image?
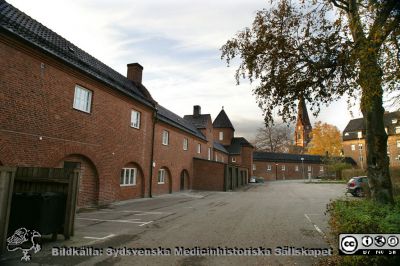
[322,197,400,265]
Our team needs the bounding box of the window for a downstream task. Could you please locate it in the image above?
[120,168,136,186]
[351,144,356,151]
[253,164,256,171]
[232,157,236,163]
[281,165,285,171]
[219,131,224,141]
[396,127,400,134]
[397,140,400,148]
[130,110,141,129]
[308,166,312,172]
[357,131,362,138]
[358,143,363,150]
[392,119,398,124]
[385,127,388,134]
[267,165,272,171]
[359,156,364,162]
[183,138,188,150]
[295,165,299,172]
[221,156,224,163]
[215,153,218,162]
[73,85,92,113]
[208,147,212,160]
[320,166,324,172]
[158,169,166,184]
[344,132,349,136]
[197,143,201,154]
[63,161,81,170]
[162,130,169,145]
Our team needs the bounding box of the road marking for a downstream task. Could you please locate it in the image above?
[84,234,115,240]
[304,214,324,236]
[77,218,150,226]
[80,210,169,215]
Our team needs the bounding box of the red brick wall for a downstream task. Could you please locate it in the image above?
[213,128,234,146]
[0,34,153,206]
[213,150,228,163]
[253,161,325,181]
[240,146,254,177]
[193,158,225,191]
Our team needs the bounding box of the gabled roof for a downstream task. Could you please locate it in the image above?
[253,152,356,165]
[225,137,253,155]
[213,109,234,130]
[183,114,211,129]
[213,142,228,154]
[343,111,400,140]
[157,105,206,141]
[0,0,155,108]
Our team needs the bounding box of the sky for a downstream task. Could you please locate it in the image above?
[7,0,375,140]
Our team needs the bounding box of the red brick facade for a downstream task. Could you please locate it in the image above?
[253,161,325,181]
[193,158,226,191]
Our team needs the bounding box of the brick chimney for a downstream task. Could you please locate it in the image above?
[193,105,201,116]
[127,63,143,84]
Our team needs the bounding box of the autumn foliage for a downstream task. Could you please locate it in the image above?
[306,122,342,156]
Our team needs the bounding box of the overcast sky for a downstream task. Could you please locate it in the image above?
[8,0,375,140]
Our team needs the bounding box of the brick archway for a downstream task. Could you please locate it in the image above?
[119,162,145,200]
[180,169,190,191]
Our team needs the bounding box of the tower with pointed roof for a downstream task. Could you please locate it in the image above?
[213,107,235,146]
[294,97,312,151]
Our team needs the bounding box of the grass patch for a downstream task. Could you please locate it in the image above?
[321,196,400,265]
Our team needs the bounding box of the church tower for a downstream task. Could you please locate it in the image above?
[294,96,312,152]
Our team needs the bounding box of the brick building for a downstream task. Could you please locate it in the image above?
[0,1,253,207]
[342,111,400,168]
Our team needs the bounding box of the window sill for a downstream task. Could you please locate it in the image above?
[120,184,136,187]
[158,182,165,184]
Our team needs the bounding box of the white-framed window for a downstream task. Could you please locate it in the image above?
[385,127,388,134]
[232,157,236,163]
[267,165,271,171]
[197,143,201,154]
[392,119,398,124]
[397,140,400,148]
[359,156,364,162]
[357,131,362,138]
[351,144,356,151]
[120,168,136,186]
[295,165,299,172]
[320,166,324,172]
[308,165,312,172]
[130,110,141,129]
[396,155,400,160]
[219,131,224,141]
[158,169,166,184]
[396,127,400,134]
[253,164,256,171]
[73,85,92,113]
[358,143,363,150]
[215,153,218,162]
[208,147,212,160]
[162,130,169,145]
[183,138,188,150]
[281,165,285,171]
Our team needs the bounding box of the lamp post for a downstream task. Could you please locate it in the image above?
[358,134,364,170]
[301,157,305,181]
[275,163,278,180]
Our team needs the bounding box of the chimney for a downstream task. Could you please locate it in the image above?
[193,105,201,116]
[127,63,143,84]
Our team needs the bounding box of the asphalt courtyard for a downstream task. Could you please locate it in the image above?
[1,180,348,266]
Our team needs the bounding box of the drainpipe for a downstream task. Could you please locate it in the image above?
[149,107,158,198]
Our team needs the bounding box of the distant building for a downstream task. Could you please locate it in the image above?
[294,97,312,152]
[342,111,400,168]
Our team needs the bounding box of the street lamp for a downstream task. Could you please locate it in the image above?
[301,157,305,181]
[358,133,364,170]
[275,163,278,180]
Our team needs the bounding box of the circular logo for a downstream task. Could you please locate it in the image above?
[341,236,358,253]
[387,236,399,247]
[362,236,373,247]
[374,236,386,247]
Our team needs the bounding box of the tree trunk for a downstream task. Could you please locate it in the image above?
[359,50,394,204]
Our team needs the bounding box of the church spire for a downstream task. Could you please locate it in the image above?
[294,96,312,151]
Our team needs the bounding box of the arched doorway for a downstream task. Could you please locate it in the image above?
[156,167,172,194]
[59,154,99,207]
[180,169,190,191]
[119,162,145,199]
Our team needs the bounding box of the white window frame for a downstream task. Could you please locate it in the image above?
[219,131,224,141]
[120,168,137,186]
[396,127,400,134]
[162,130,169,145]
[397,140,400,148]
[358,143,363,150]
[295,165,299,172]
[357,131,362,138]
[73,85,92,113]
[158,169,166,184]
[130,110,141,129]
[281,165,285,171]
[392,119,398,124]
[253,164,256,171]
[267,165,271,171]
[320,166,324,172]
[231,157,236,163]
[351,144,356,151]
[215,153,218,162]
[359,156,364,162]
[183,138,188,151]
[385,127,388,134]
[197,143,201,154]
[208,147,212,160]
[308,165,312,172]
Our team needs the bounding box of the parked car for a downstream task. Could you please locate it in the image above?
[250,176,256,183]
[347,176,368,197]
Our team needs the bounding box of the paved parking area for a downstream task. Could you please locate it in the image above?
[1,181,347,266]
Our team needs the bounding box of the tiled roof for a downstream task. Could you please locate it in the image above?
[253,152,356,165]
[213,141,228,154]
[0,0,155,107]
[343,111,400,140]
[183,114,211,129]
[213,109,234,129]
[157,105,206,141]
[225,137,254,155]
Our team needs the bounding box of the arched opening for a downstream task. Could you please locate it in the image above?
[180,169,190,191]
[59,154,99,207]
[156,167,172,194]
[119,162,145,200]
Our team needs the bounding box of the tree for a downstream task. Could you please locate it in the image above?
[252,123,293,153]
[221,0,400,204]
[307,121,342,156]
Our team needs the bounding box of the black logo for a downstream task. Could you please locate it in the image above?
[387,236,399,247]
[6,228,41,261]
[374,235,386,247]
[341,236,358,254]
[362,236,373,247]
